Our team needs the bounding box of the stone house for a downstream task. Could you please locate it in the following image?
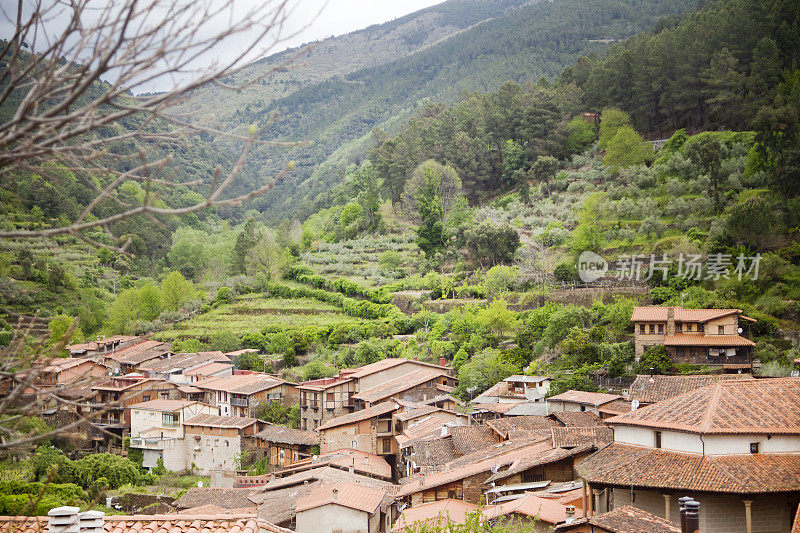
[298,358,453,431]
[103,339,172,374]
[253,425,320,471]
[66,335,140,357]
[631,306,756,370]
[577,377,800,533]
[555,505,680,533]
[352,368,457,410]
[317,401,400,458]
[472,375,552,405]
[546,390,622,414]
[193,373,297,417]
[179,414,266,475]
[138,351,232,383]
[294,482,395,533]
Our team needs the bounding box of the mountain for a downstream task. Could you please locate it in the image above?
[175,0,701,222]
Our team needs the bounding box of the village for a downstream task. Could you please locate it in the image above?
[4,305,799,533]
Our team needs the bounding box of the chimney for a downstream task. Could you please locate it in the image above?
[419,474,425,487]
[349,466,355,474]
[48,506,80,533]
[332,488,339,501]
[78,511,105,533]
[667,307,676,337]
[679,497,700,533]
[413,357,418,361]
[564,505,575,523]
[439,357,446,367]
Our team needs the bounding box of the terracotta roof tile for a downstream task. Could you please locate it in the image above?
[184,362,234,376]
[0,515,287,533]
[138,352,229,372]
[402,414,461,441]
[316,401,399,431]
[408,437,460,469]
[471,402,520,414]
[483,493,570,524]
[194,374,284,395]
[631,306,745,323]
[177,505,257,515]
[345,358,449,380]
[597,399,633,416]
[577,443,800,494]
[393,500,477,531]
[608,377,800,435]
[450,425,500,455]
[294,482,386,514]
[109,340,171,364]
[551,426,614,448]
[255,426,319,446]
[184,414,258,429]
[174,489,261,510]
[485,443,595,483]
[662,333,755,346]
[627,374,754,404]
[486,416,560,439]
[548,411,606,427]
[269,448,392,480]
[129,399,199,411]
[353,368,450,403]
[394,404,441,422]
[547,390,622,407]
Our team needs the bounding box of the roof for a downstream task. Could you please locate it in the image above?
[194,374,284,395]
[597,399,633,416]
[395,404,442,422]
[547,390,622,407]
[185,362,234,376]
[505,375,550,383]
[450,425,499,455]
[67,335,139,353]
[184,414,258,429]
[482,493,570,524]
[556,505,681,533]
[109,340,171,364]
[173,488,263,510]
[487,416,560,439]
[0,515,290,533]
[631,306,749,323]
[177,385,203,394]
[255,426,319,446]
[177,505,257,515]
[471,402,519,414]
[505,402,549,416]
[345,358,449,380]
[551,426,614,448]
[663,333,755,346]
[393,500,477,531]
[138,351,228,372]
[548,411,606,427]
[627,374,754,404]
[485,444,595,483]
[129,399,198,412]
[408,436,460,468]
[577,443,800,494]
[42,357,102,372]
[317,401,399,431]
[607,377,800,435]
[353,368,450,403]
[294,482,386,514]
[274,448,392,480]
[402,414,461,442]
[249,466,395,524]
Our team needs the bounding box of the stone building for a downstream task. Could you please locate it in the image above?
[193,373,297,417]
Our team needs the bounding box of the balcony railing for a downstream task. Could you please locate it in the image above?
[129,437,165,449]
[708,355,751,366]
[230,397,249,407]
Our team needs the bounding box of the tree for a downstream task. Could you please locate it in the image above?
[462,220,521,268]
[529,155,559,196]
[48,315,84,348]
[457,348,520,397]
[566,116,596,154]
[246,232,290,280]
[603,126,652,167]
[402,160,463,225]
[637,345,674,375]
[161,271,196,312]
[476,299,519,338]
[598,108,632,148]
[138,284,163,321]
[684,135,724,211]
[570,193,605,255]
[482,266,520,299]
[231,219,260,276]
[0,1,303,252]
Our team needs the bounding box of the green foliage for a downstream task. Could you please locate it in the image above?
[460,219,521,268]
[598,108,632,148]
[566,116,596,154]
[547,370,600,397]
[255,401,300,429]
[161,271,196,312]
[208,330,241,353]
[476,299,519,339]
[48,315,83,347]
[636,345,674,375]
[603,126,652,167]
[457,347,520,398]
[482,266,520,299]
[570,193,605,255]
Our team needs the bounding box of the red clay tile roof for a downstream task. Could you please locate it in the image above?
[548,390,622,407]
[551,426,614,448]
[294,482,386,514]
[450,425,500,455]
[273,448,392,480]
[577,443,800,494]
[194,374,284,395]
[485,443,595,483]
[482,493,570,524]
[184,362,234,376]
[548,411,606,427]
[393,499,477,531]
[486,416,560,439]
[556,505,681,533]
[139,351,229,372]
[129,399,199,412]
[177,505,257,515]
[354,368,450,403]
[174,489,261,510]
[67,335,139,353]
[184,414,258,429]
[608,377,800,435]
[41,357,102,372]
[631,307,746,323]
[0,515,287,533]
[408,437,460,469]
[597,399,633,416]
[255,426,319,446]
[109,340,171,364]
[402,414,460,442]
[627,374,754,404]
[471,402,519,414]
[316,401,399,431]
[662,333,755,346]
[345,358,449,380]
[395,404,441,422]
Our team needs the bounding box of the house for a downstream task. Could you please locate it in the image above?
[138,351,232,382]
[0,507,291,533]
[184,361,235,382]
[247,465,397,528]
[128,399,219,470]
[626,373,753,406]
[66,335,140,357]
[180,414,266,475]
[352,368,457,410]
[392,499,477,532]
[316,401,400,457]
[485,415,561,441]
[254,425,320,471]
[631,307,756,370]
[18,357,108,396]
[298,358,453,431]
[194,373,297,417]
[472,375,552,404]
[400,425,500,477]
[482,492,577,532]
[294,482,395,533]
[103,339,172,374]
[173,487,265,511]
[547,390,622,414]
[576,377,800,533]
[555,505,681,533]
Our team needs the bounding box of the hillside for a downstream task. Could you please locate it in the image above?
[176,0,701,223]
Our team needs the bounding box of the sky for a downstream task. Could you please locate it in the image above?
[2,0,447,92]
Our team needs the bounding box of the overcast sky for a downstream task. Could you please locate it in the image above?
[2,0,447,92]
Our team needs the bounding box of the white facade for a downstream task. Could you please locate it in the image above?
[295,503,378,533]
[613,425,800,455]
[130,403,218,438]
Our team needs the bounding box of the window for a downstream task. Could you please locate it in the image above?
[649,324,655,334]
[750,442,760,454]
[327,392,335,403]
[657,324,664,334]
[686,323,692,331]
[654,431,662,449]
[718,326,725,335]
[639,324,645,334]
[142,395,150,401]
[580,405,586,412]
[698,324,704,333]
[676,323,682,332]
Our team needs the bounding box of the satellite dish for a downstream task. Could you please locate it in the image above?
[197,481,204,488]
[738,327,743,334]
